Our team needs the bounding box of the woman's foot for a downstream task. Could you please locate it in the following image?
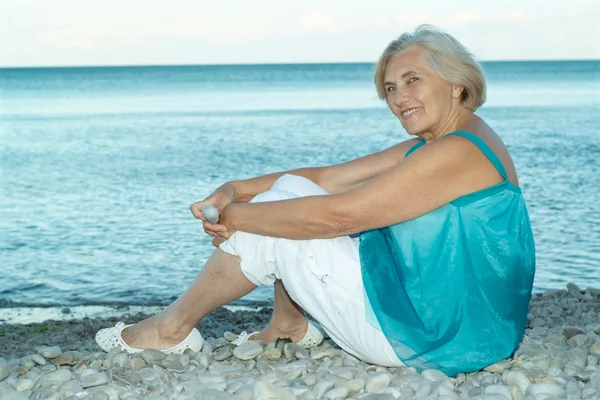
[247,316,309,345]
[119,314,192,351]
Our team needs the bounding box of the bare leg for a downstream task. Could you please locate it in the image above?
[251,280,308,344]
[121,249,256,350]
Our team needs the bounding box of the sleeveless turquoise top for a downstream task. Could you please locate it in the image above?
[359,131,535,376]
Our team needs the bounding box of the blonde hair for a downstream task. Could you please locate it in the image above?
[374,25,486,111]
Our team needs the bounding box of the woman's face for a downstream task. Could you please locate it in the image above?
[383,45,463,138]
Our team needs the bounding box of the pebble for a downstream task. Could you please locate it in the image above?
[1,282,599,400]
[52,350,81,366]
[80,372,110,388]
[313,379,335,398]
[324,386,350,399]
[141,349,167,365]
[525,382,567,397]
[0,358,10,382]
[232,341,263,360]
[37,346,62,359]
[213,345,234,361]
[365,372,391,393]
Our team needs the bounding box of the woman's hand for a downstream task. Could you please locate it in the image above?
[190,183,236,239]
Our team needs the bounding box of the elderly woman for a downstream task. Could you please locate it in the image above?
[96,25,535,376]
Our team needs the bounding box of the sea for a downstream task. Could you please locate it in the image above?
[1,61,599,316]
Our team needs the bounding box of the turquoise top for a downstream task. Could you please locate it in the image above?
[359,131,535,376]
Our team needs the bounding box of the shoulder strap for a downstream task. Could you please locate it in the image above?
[446,131,508,179]
[404,140,426,158]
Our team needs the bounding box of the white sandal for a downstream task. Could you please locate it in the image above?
[95,322,204,354]
[297,320,324,349]
[232,320,323,349]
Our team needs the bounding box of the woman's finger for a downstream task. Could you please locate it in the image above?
[203,222,229,233]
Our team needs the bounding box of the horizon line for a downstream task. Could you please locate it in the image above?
[1,58,599,70]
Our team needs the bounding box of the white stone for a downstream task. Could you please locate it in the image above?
[254,381,295,400]
[14,379,33,392]
[422,368,448,381]
[313,379,335,398]
[233,341,263,360]
[37,346,62,358]
[525,383,566,398]
[324,386,350,399]
[58,380,84,398]
[565,381,581,398]
[365,372,391,393]
[415,381,432,397]
[485,384,513,400]
[30,355,46,366]
[342,378,365,395]
[503,371,531,394]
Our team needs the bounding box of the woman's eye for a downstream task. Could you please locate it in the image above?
[386,86,395,92]
[408,77,419,84]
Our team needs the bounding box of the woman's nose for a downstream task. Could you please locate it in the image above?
[392,88,410,106]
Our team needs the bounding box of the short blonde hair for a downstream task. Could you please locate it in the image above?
[375,25,486,111]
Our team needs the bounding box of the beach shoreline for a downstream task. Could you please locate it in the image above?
[1,284,599,399]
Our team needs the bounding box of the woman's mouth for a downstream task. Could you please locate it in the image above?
[401,107,422,120]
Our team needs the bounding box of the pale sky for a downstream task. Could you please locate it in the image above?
[1,0,599,67]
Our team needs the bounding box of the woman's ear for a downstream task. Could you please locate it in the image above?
[452,85,464,99]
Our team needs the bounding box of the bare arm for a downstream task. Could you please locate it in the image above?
[228,139,420,201]
[221,135,505,239]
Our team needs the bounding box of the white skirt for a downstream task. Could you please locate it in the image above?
[219,174,403,367]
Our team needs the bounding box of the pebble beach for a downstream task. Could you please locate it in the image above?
[1,283,599,400]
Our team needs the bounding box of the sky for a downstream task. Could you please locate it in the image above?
[1,0,599,67]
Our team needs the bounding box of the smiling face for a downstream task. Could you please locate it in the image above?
[383,45,465,141]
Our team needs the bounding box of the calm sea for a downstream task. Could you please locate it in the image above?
[1,61,599,309]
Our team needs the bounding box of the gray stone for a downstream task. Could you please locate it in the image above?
[37,369,73,386]
[213,345,234,361]
[0,358,10,382]
[58,380,84,397]
[80,372,110,388]
[30,354,46,366]
[1,389,30,400]
[284,343,299,360]
[311,348,340,360]
[312,379,335,398]
[141,349,167,365]
[233,341,263,360]
[296,347,310,359]
[563,325,586,339]
[37,346,62,358]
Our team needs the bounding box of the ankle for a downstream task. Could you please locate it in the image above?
[152,313,194,339]
[271,315,307,335]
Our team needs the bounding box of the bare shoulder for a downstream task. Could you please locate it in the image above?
[455,118,520,185]
[383,137,425,162]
